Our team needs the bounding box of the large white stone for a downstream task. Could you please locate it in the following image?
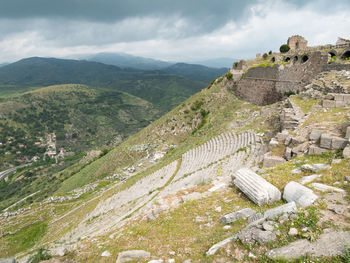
[233,168,281,206]
[283,181,317,207]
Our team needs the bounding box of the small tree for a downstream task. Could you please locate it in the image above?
[268,50,272,55]
[280,44,290,53]
[262,53,268,59]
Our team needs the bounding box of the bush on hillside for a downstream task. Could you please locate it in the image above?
[262,53,268,59]
[280,44,290,53]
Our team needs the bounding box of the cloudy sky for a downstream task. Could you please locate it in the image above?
[0,0,349,63]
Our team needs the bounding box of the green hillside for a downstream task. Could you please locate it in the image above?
[0,57,205,112]
[0,84,159,169]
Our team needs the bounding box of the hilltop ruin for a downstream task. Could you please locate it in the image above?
[230,36,350,105]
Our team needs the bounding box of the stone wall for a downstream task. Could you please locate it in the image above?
[235,79,282,105]
[234,51,328,105]
[323,63,350,71]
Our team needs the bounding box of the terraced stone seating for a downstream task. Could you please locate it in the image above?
[233,168,281,206]
[77,160,179,237]
[161,137,265,196]
[174,131,258,181]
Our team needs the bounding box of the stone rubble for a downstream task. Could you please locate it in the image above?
[220,208,256,224]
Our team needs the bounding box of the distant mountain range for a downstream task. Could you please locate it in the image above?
[80,52,235,70]
[83,52,173,70]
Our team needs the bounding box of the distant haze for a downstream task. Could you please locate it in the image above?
[0,0,349,63]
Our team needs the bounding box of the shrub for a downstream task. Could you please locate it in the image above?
[262,53,268,59]
[280,44,290,53]
[284,91,296,97]
[234,62,239,68]
[226,72,233,80]
[28,248,51,263]
[268,50,272,55]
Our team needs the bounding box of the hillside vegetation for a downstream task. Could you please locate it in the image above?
[0,57,206,112]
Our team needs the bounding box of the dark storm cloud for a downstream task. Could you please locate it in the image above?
[0,0,257,35]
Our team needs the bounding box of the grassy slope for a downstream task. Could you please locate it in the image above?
[58,76,278,193]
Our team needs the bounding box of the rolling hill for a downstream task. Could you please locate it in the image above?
[0,57,205,112]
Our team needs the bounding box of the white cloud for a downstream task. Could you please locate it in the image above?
[0,0,349,63]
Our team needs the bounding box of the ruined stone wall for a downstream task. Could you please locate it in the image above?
[235,79,281,105]
[245,66,279,79]
[323,63,350,71]
[234,51,328,105]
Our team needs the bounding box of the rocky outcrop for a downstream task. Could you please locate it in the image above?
[267,231,350,259]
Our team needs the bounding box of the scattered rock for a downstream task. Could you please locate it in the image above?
[116,250,151,263]
[300,174,321,185]
[291,168,302,174]
[263,155,286,168]
[301,163,330,173]
[283,181,318,207]
[320,134,332,149]
[206,235,238,256]
[248,252,256,258]
[333,206,346,215]
[331,159,342,164]
[101,251,111,257]
[223,225,232,230]
[288,228,298,236]
[238,227,276,244]
[264,202,297,219]
[343,146,350,158]
[308,145,329,155]
[0,259,16,263]
[267,231,350,259]
[248,212,263,223]
[312,183,345,193]
[284,147,292,160]
[221,208,256,224]
[332,137,348,150]
[309,129,323,141]
[262,221,275,232]
[181,192,201,203]
[215,206,222,213]
[148,260,163,263]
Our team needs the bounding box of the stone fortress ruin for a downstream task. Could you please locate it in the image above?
[229,36,350,105]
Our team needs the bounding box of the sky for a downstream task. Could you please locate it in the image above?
[0,0,349,63]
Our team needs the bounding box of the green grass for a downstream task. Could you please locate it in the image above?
[290,96,320,114]
[0,221,47,257]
